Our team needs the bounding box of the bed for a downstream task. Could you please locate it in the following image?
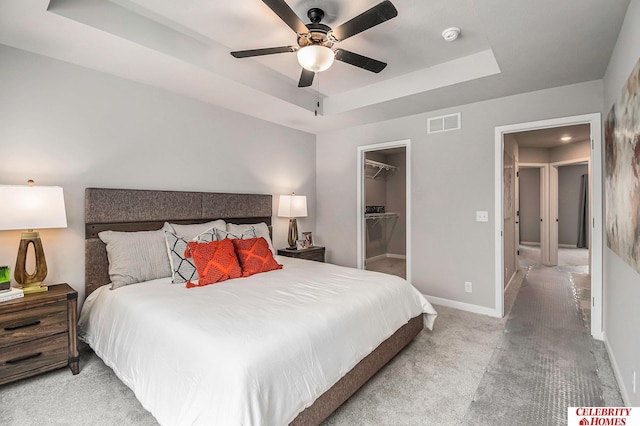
[79,188,437,425]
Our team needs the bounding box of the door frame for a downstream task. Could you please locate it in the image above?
[357,139,411,283]
[494,113,603,340]
[519,163,550,265]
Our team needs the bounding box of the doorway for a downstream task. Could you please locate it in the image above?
[357,140,411,282]
[495,114,603,340]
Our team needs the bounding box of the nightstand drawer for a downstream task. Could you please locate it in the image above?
[295,250,324,261]
[0,333,68,382]
[0,302,68,347]
[278,246,325,262]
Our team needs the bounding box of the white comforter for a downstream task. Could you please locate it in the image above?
[79,256,437,426]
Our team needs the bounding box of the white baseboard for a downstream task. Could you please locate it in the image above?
[386,253,406,260]
[424,294,500,318]
[504,270,517,292]
[520,241,540,246]
[365,253,406,264]
[604,333,632,406]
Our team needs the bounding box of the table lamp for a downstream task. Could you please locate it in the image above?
[0,181,67,294]
[277,193,307,249]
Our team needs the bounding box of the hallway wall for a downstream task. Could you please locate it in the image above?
[602,0,640,406]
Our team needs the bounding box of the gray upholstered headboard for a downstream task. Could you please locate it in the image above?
[85,188,272,296]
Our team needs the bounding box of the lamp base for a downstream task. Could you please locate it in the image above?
[15,231,49,289]
[21,281,48,294]
[287,218,299,249]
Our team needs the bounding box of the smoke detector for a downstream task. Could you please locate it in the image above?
[441,27,461,42]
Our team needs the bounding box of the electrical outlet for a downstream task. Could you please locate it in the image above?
[476,211,489,222]
[633,369,636,393]
[465,282,472,293]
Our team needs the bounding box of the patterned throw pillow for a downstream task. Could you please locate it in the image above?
[185,239,242,287]
[215,226,257,240]
[164,228,216,283]
[232,237,283,277]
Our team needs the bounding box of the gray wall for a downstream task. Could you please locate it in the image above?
[519,168,541,243]
[0,45,316,305]
[558,164,588,246]
[316,79,603,310]
[602,0,640,406]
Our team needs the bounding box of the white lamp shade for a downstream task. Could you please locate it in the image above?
[297,46,335,72]
[278,195,308,218]
[0,185,67,231]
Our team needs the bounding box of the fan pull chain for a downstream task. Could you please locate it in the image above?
[315,72,320,117]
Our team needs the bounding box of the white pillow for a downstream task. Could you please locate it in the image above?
[164,227,216,284]
[226,222,275,255]
[166,220,226,240]
[99,229,172,289]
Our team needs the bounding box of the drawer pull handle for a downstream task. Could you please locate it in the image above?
[6,352,42,364]
[4,320,41,331]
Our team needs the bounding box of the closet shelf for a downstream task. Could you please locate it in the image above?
[365,212,399,219]
[365,159,397,180]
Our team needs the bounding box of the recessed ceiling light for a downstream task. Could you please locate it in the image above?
[442,27,461,42]
[561,136,572,141]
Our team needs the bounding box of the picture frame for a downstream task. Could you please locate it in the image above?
[302,231,314,247]
[296,239,309,250]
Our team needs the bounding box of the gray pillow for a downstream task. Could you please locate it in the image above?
[164,228,216,284]
[98,229,172,289]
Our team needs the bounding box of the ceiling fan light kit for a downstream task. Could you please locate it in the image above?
[297,45,335,72]
[231,0,398,87]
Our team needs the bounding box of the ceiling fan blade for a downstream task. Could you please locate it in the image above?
[230,46,296,58]
[262,0,309,34]
[331,0,398,42]
[334,49,387,73]
[298,68,315,87]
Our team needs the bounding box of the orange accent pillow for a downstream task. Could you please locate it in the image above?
[232,237,283,277]
[185,239,242,287]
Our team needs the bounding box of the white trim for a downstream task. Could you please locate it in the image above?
[504,270,518,292]
[520,241,541,246]
[425,294,500,318]
[365,253,407,264]
[387,253,406,260]
[357,140,411,284]
[558,243,580,248]
[604,334,631,406]
[495,113,603,341]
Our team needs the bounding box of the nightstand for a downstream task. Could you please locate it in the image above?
[277,246,325,262]
[0,283,79,385]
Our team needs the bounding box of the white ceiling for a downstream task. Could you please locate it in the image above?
[512,124,591,149]
[0,0,630,134]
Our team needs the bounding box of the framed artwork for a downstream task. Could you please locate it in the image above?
[302,231,314,247]
[296,239,309,250]
[604,57,640,274]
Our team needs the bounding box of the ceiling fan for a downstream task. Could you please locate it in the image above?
[231,0,398,87]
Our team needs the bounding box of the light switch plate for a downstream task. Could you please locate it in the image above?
[476,211,489,222]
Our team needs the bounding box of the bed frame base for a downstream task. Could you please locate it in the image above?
[291,314,423,425]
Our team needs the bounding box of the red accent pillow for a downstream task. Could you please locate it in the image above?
[232,237,283,277]
[184,239,242,287]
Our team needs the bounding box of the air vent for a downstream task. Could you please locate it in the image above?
[428,113,461,134]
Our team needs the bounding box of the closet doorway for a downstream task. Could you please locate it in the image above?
[357,140,411,282]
